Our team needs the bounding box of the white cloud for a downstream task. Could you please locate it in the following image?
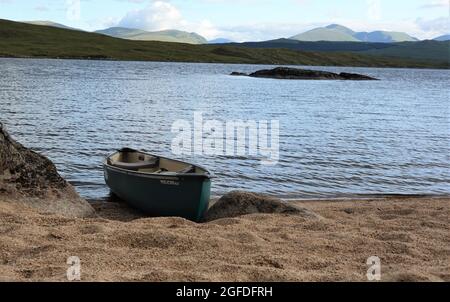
[35,5,50,12]
[66,0,81,21]
[117,1,185,31]
[115,0,223,39]
[366,0,382,21]
[195,20,221,39]
[415,17,450,37]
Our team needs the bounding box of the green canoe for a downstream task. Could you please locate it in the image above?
[103,148,212,222]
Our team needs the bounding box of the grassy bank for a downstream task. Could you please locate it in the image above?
[0,19,447,69]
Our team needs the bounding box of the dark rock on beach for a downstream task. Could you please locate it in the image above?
[204,191,320,222]
[0,123,94,217]
[231,67,378,80]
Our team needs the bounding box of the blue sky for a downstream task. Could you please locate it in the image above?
[0,0,448,40]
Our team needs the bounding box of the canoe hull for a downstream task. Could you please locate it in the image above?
[104,164,211,222]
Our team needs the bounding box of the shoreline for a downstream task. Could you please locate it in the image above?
[1,195,448,281]
[91,194,450,220]
[1,55,449,70]
[284,194,450,202]
[88,193,450,204]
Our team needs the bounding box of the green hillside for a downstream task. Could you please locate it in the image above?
[361,40,450,61]
[0,19,446,69]
[95,27,207,44]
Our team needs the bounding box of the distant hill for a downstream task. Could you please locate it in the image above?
[208,38,234,44]
[0,19,447,69]
[325,24,356,36]
[95,27,147,39]
[95,27,207,44]
[354,31,417,43]
[291,24,418,43]
[24,20,77,31]
[290,27,359,42]
[434,34,450,41]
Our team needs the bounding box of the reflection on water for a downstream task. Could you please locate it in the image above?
[0,58,449,199]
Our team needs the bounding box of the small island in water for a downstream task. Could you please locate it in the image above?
[231,67,379,80]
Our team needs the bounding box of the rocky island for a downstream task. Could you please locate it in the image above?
[231,67,379,80]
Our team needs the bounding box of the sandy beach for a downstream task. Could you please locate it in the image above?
[0,196,448,282]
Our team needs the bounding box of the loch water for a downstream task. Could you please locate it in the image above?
[0,58,449,200]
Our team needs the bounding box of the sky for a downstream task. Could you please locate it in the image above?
[0,0,448,41]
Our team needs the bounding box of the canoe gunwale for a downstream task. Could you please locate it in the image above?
[104,151,213,180]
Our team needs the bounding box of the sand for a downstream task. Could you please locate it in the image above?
[0,196,448,282]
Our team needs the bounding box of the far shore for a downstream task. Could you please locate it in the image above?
[1,19,449,70]
[1,55,449,71]
[1,195,448,281]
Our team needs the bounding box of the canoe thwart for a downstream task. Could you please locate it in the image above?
[111,158,159,171]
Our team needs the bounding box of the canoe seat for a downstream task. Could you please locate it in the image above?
[112,158,159,171]
[178,165,195,174]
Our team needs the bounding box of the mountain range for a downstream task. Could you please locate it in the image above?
[22,20,450,44]
[290,24,419,43]
[95,27,208,44]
